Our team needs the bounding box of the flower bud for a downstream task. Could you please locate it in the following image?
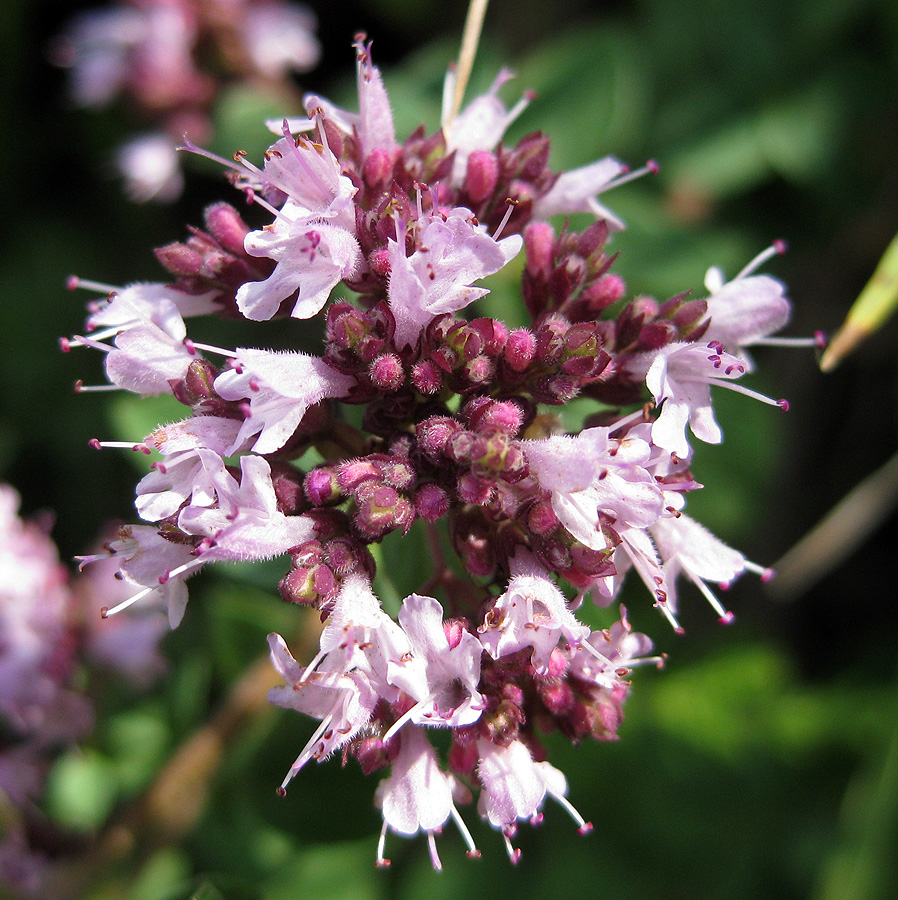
[410,359,443,394]
[524,221,555,278]
[268,461,306,514]
[368,246,392,277]
[504,328,537,372]
[581,273,626,312]
[540,680,575,715]
[204,202,252,256]
[416,415,462,460]
[465,150,500,204]
[363,148,394,189]
[415,483,450,521]
[368,353,404,391]
[305,467,342,506]
[457,472,495,505]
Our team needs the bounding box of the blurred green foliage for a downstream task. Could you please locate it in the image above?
[3,0,898,898]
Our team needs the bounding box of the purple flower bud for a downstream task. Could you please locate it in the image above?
[353,484,415,540]
[545,648,569,680]
[504,329,537,372]
[527,500,560,536]
[368,247,392,276]
[462,355,494,385]
[582,273,626,311]
[457,471,495,505]
[325,536,370,576]
[637,321,679,351]
[410,359,443,394]
[154,242,205,276]
[536,318,569,366]
[363,147,394,189]
[469,317,508,355]
[183,359,220,401]
[442,617,468,650]
[415,483,450,521]
[338,458,381,492]
[204,202,252,256]
[465,150,500,203]
[416,415,462,460]
[524,221,555,278]
[279,563,335,604]
[269,461,307,514]
[540,681,574,715]
[449,734,479,775]
[446,430,476,464]
[356,736,391,775]
[576,220,610,262]
[451,510,496,578]
[305,467,342,506]
[368,353,404,391]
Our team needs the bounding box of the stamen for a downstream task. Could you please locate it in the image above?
[182,339,237,358]
[426,831,443,871]
[701,376,788,408]
[67,275,119,294]
[101,583,158,617]
[604,159,660,192]
[179,138,242,173]
[751,335,822,349]
[376,822,391,868]
[493,199,518,241]
[654,598,684,633]
[244,188,282,219]
[382,701,426,744]
[502,831,521,864]
[689,574,733,623]
[744,560,775,582]
[449,805,480,858]
[280,706,337,790]
[89,439,151,453]
[549,789,592,834]
[735,240,787,280]
[74,381,120,393]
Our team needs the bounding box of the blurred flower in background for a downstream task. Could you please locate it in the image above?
[50,0,321,201]
[0,486,166,896]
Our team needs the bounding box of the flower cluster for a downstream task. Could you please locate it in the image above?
[66,37,815,866]
[52,0,320,201]
[0,486,166,895]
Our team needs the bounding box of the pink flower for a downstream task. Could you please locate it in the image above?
[531,156,627,228]
[268,631,378,789]
[385,593,484,734]
[651,513,748,623]
[640,341,758,459]
[136,417,244,521]
[442,68,532,184]
[243,2,320,80]
[302,35,396,159]
[177,454,315,562]
[0,485,91,739]
[476,738,590,859]
[701,246,791,369]
[116,132,183,203]
[523,427,664,551]
[213,349,355,454]
[387,208,522,349]
[479,551,589,674]
[375,725,454,869]
[236,219,362,321]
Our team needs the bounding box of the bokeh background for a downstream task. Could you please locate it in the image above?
[2,0,898,897]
